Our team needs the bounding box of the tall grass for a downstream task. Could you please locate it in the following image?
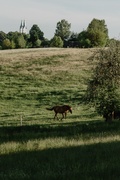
[1,121,120,179]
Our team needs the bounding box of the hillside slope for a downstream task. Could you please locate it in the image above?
[0,48,101,125]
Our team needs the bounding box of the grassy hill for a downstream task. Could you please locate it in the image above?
[1,48,120,179]
[0,48,101,126]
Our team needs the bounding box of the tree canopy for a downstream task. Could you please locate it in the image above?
[50,35,63,47]
[84,41,120,121]
[29,24,44,47]
[77,18,109,48]
[0,18,116,49]
[87,18,109,47]
[55,19,71,41]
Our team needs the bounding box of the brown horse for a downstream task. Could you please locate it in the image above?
[46,105,72,120]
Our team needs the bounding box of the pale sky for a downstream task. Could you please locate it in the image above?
[0,0,120,39]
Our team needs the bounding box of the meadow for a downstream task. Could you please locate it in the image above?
[0,48,120,179]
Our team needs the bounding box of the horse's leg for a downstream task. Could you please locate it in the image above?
[54,113,57,120]
[61,113,64,120]
[54,113,58,120]
[65,112,67,119]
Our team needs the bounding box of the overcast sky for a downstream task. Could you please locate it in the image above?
[0,0,120,39]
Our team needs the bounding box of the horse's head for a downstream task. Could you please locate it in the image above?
[69,107,72,114]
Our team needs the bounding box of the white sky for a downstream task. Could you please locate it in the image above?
[0,0,120,39]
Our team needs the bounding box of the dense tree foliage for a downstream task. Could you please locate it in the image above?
[2,38,11,49]
[55,19,71,41]
[41,38,50,47]
[84,41,120,121]
[29,24,44,47]
[0,18,118,49]
[15,34,26,48]
[0,31,6,49]
[7,31,18,42]
[50,35,63,47]
[1,31,27,49]
[77,31,91,48]
[87,18,109,47]
[77,19,109,48]
[66,32,79,47]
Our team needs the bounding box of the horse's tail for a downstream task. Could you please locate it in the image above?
[46,107,54,111]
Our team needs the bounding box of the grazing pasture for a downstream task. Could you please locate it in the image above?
[0,48,120,179]
[0,47,99,125]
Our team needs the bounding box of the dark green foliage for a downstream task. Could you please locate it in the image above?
[66,32,79,48]
[15,34,26,48]
[55,19,71,41]
[41,38,50,47]
[84,41,120,121]
[87,18,109,47]
[78,18,109,48]
[78,30,91,48]
[7,31,22,49]
[2,38,11,49]
[29,24,44,47]
[0,18,111,49]
[50,35,63,47]
[0,31,6,47]
[7,31,18,41]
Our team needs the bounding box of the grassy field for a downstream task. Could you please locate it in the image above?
[0,48,120,179]
[0,47,99,126]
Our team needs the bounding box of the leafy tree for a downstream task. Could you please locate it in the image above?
[2,39,11,49]
[7,31,24,48]
[29,24,44,47]
[78,30,91,48]
[84,41,120,121]
[106,38,117,46]
[16,34,26,48]
[22,33,29,47]
[41,38,50,47]
[50,36,63,47]
[87,18,109,47]
[34,39,41,48]
[0,31,6,48]
[66,32,79,47]
[55,19,71,41]
[10,40,16,49]
[7,31,17,41]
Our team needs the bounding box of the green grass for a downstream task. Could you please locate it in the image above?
[0,48,120,179]
[1,121,120,179]
[0,48,96,126]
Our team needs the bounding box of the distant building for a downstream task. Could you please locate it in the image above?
[19,20,27,34]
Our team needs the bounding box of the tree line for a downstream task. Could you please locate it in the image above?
[0,18,117,50]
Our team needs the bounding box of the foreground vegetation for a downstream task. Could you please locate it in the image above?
[0,48,120,179]
[1,121,120,179]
